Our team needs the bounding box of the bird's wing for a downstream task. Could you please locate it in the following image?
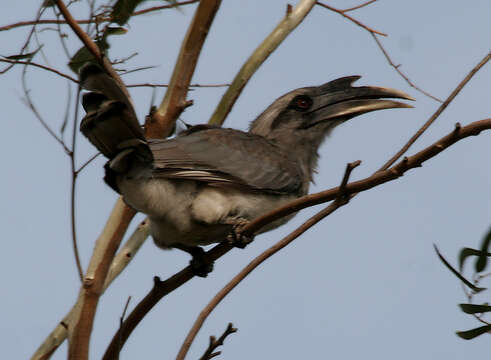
[149,128,303,194]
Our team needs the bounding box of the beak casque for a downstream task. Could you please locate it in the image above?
[307,76,414,126]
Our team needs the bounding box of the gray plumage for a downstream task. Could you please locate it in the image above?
[79,64,413,254]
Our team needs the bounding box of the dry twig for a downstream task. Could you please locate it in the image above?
[198,323,237,360]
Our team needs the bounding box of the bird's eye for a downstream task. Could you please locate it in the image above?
[291,96,312,111]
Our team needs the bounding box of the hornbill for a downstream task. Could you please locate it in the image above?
[79,65,413,275]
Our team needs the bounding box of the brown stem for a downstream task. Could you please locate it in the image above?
[176,160,361,359]
[316,1,387,36]
[54,0,129,99]
[379,50,491,171]
[68,202,136,360]
[0,1,199,32]
[105,117,491,360]
[145,0,222,139]
[176,201,345,360]
[0,58,78,83]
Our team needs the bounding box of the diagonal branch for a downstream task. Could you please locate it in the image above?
[379,49,491,170]
[31,219,149,360]
[146,0,222,139]
[104,117,491,359]
[176,160,361,360]
[370,33,443,103]
[208,0,316,126]
[316,1,386,36]
[54,0,129,99]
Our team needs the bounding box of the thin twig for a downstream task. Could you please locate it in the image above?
[20,61,70,153]
[371,33,443,103]
[209,0,316,125]
[75,152,100,174]
[55,0,129,99]
[176,201,345,360]
[0,0,199,32]
[119,296,132,356]
[315,1,387,36]
[342,0,378,12]
[177,159,361,359]
[198,323,237,360]
[0,58,78,82]
[127,82,230,88]
[70,86,84,283]
[379,50,491,171]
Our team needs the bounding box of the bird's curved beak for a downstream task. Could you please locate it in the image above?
[306,76,414,127]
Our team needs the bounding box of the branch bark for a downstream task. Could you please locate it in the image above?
[146,0,222,139]
[104,117,491,358]
[31,219,149,360]
[208,0,316,126]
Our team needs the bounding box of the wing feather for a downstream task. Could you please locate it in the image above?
[148,128,302,194]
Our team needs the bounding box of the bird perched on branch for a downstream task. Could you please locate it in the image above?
[79,64,413,276]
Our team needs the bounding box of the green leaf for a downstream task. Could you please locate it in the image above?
[459,303,491,314]
[111,0,149,25]
[433,244,486,293]
[476,227,491,272]
[5,46,43,61]
[456,325,491,340]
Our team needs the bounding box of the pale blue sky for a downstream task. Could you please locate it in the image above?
[1,1,490,359]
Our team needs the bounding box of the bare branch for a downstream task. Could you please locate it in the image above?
[0,1,199,32]
[54,0,129,99]
[209,0,316,126]
[127,82,230,88]
[315,1,387,36]
[70,87,84,283]
[342,0,378,12]
[67,200,136,360]
[32,219,149,360]
[198,323,237,360]
[177,200,345,360]
[146,0,222,139]
[379,50,491,170]
[75,152,100,175]
[105,117,491,359]
[177,160,361,359]
[371,33,443,103]
[0,58,78,83]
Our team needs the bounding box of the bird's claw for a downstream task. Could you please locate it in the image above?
[226,218,254,249]
[189,247,214,277]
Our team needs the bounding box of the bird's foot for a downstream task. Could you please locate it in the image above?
[189,247,214,277]
[174,244,214,277]
[226,218,254,249]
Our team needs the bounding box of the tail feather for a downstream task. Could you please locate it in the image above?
[79,64,151,161]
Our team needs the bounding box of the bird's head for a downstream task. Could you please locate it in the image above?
[249,76,414,148]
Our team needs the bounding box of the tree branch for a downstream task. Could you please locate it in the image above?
[31,219,149,360]
[104,117,491,359]
[208,0,316,126]
[379,49,491,170]
[315,1,387,36]
[0,1,199,32]
[54,0,129,99]
[0,58,78,83]
[67,199,136,360]
[370,33,443,103]
[146,0,222,139]
[177,161,361,360]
